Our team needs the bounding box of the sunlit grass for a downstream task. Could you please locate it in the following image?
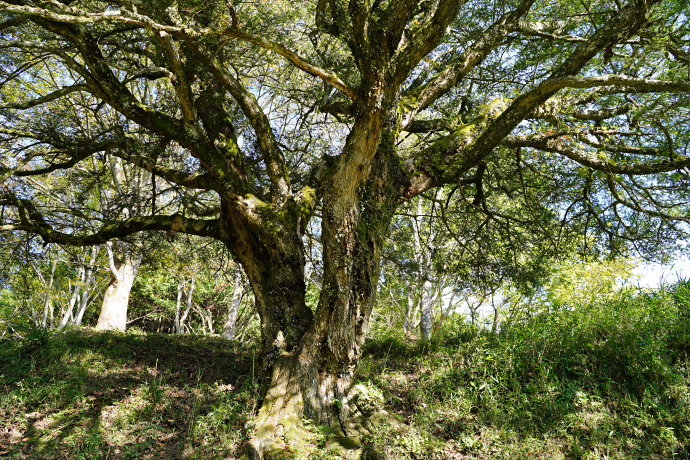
[359,280,690,459]
[0,330,256,458]
[0,280,688,458]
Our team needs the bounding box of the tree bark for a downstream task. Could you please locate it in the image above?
[243,108,402,456]
[403,290,419,336]
[73,289,92,326]
[95,242,142,332]
[174,275,195,334]
[419,279,433,340]
[29,258,57,329]
[42,260,57,329]
[219,192,314,377]
[58,276,81,330]
[73,246,98,327]
[222,268,245,340]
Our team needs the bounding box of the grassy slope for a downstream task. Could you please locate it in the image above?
[0,332,256,459]
[360,284,690,459]
[1,284,688,459]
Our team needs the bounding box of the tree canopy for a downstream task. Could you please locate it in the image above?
[1,0,690,456]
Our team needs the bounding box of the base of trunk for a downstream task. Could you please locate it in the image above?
[240,353,388,460]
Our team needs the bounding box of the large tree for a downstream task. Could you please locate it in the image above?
[2,0,690,456]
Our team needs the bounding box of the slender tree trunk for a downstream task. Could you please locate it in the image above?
[58,277,81,330]
[403,290,419,336]
[73,246,98,326]
[491,289,501,333]
[73,290,91,326]
[222,269,245,340]
[411,196,438,340]
[175,279,183,333]
[419,279,433,340]
[95,242,142,332]
[1,303,22,338]
[193,301,213,335]
[433,279,459,336]
[174,275,195,334]
[31,259,57,329]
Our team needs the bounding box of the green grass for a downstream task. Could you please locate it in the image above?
[1,281,688,459]
[358,281,690,459]
[0,330,257,459]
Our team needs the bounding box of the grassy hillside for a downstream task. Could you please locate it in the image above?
[359,282,690,459]
[1,282,688,459]
[0,331,256,459]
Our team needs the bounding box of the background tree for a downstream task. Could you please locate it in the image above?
[0,231,108,333]
[2,0,690,456]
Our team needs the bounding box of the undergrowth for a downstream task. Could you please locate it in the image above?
[359,280,690,459]
[0,330,257,459]
[0,281,688,459]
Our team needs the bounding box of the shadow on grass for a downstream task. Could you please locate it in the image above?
[0,329,256,459]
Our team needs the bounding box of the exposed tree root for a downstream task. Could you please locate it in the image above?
[242,416,389,460]
[240,355,393,459]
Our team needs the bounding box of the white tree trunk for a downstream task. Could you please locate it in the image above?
[222,270,245,340]
[175,275,195,334]
[420,279,433,340]
[73,290,91,326]
[96,264,137,332]
[412,197,437,340]
[30,259,57,328]
[95,242,141,332]
[73,246,99,326]
[193,301,213,335]
[57,276,81,330]
[93,156,149,332]
[175,278,183,333]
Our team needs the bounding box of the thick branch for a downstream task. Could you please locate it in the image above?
[391,0,468,89]
[532,100,632,123]
[444,0,658,174]
[403,1,665,197]
[315,0,351,44]
[515,20,587,43]
[537,74,690,94]
[112,149,216,190]
[403,97,511,197]
[504,135,690,175]
[401,0,535,127]
[14,139,125,176]
[222,28,356,100]
[184,40,291,202]
[1,84,88,110]
[156,30,197,124]
[14,16,240,191]
[0,195,221,245]
[403,118,450,133]
[2,1,356,100]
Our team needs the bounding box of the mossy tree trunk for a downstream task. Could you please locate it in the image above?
[2,2,661,458]
[243,97,403,456]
